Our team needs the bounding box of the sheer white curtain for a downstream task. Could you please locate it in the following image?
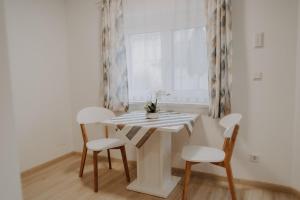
[123,0,208,104]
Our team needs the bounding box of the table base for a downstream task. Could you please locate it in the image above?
[127,176,181,198]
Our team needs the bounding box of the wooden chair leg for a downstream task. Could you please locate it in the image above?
[79,145,87,177]
[107,149,112,169]
[93,151,99,192]
[225,162,237,200]
[182,161,192,200]
[120,146,130,182]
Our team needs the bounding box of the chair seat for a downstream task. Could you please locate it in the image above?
[181,145,225,163]
[86,138,125,151]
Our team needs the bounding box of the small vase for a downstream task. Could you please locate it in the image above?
[146,112,159,119]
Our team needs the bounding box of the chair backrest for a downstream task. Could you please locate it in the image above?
[219,113,242,163]
[219,113,242,138]
[76,107,115,144]
[77,107,115,125]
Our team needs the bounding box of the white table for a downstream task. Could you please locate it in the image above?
[101,112,199,198]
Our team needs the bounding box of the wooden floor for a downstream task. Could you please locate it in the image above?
[21,154,299,200]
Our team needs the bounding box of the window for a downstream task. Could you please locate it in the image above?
[124,0,208,105]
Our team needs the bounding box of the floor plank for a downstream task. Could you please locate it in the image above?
[21,154,299,200]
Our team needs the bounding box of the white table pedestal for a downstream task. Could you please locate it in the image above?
[127,131,181,198]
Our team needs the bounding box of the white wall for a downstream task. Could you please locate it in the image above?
[292,0,300,191]
[65,0,104,153]
[4,0,74,171]
[230,0,297,186]
[0,0,22,198]
[65,0,299,187]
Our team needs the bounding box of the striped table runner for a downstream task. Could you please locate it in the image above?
[110,111,198,148]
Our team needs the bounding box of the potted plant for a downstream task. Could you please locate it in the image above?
[144,90,171,119]
[144,99,159,119]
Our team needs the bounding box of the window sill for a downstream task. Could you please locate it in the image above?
[129,101,209,114]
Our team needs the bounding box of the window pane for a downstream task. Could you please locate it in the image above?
[127,33,164,102]
[124,0,208,105]
[171,28,208,103]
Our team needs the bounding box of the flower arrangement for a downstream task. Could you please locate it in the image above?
[143,90,171,119]
[144,99,158,113]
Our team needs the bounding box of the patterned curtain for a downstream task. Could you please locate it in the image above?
[206,0,232,118]
[100,0,129,112]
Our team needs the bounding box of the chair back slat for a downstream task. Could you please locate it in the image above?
[220,113,242,138]
[77,107,115,143]
[220,113,242,163]
[223,125,239,162]
[80,124,89,144]
[77,107,115,125]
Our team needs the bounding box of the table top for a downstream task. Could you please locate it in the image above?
[101,111,199,133]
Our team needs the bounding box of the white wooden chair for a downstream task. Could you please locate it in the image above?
[181,113,242,200]
[76,107,130,192]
